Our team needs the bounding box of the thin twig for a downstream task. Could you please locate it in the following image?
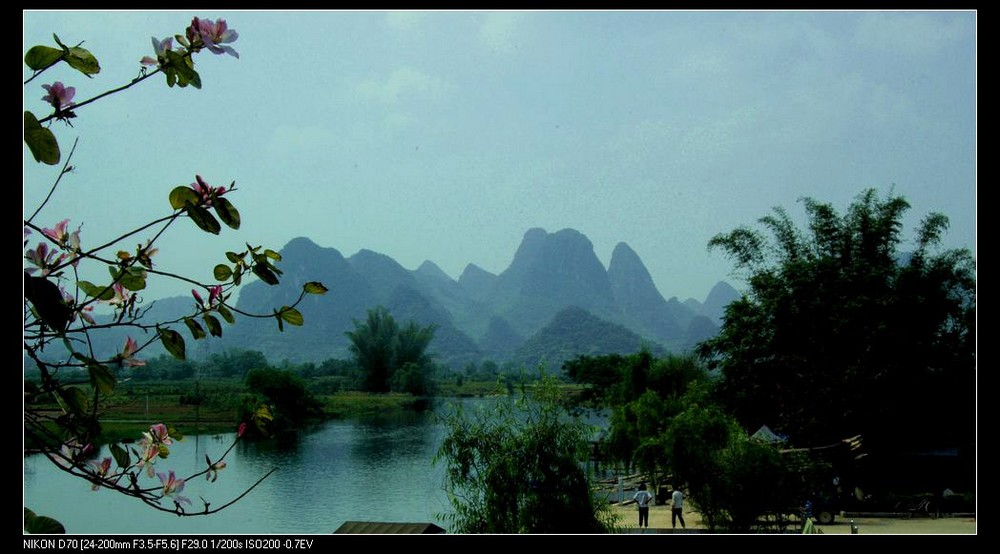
[26,138,80,225]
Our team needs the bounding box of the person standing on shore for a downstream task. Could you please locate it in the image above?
[633,482,653,529]
[671,486,686,529]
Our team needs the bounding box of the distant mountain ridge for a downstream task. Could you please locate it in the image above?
[72,229,740,371]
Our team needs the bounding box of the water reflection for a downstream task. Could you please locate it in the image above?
[23,398,602,534]
[348,408,436,465]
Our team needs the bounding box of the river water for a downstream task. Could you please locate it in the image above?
[24,407,455,534]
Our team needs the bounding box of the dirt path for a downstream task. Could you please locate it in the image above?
[611,504,977,534]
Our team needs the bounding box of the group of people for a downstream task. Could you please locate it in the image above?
[632,482,686,530]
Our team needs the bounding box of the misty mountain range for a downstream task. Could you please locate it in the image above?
[74,228,740,370]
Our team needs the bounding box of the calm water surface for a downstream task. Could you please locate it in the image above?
[24,407,456,534]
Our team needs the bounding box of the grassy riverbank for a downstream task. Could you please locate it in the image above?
[25,377,586,445]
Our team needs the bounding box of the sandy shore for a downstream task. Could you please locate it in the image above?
[610,503,977,534]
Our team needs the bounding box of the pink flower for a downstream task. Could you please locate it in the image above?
[193,285,223,309]
[41,219,82,267]
[157,470,191,507]
[208,285,223,306]
[107,282,135,311]
[189,175,227,207]
[190,17,239,58]
[41,219,70,243]
[25,242,66,276]
[148,423,173,446]
[237,422,247,438]
[206,459,227,483]
[61,288,95,325]
[136,439,160,478]
[121,336,146,367]
[140,36,175,67]
[41,82,76,111]
[56,442,93,469]
[88,457,112,491]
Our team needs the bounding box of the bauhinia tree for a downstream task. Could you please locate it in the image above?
[23,17,327,532]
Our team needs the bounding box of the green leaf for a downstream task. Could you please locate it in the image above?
[64,46,100,76]
[303,281,329,295]
[24,274,71,333]
[53,34,67,49]
[253,263,280,285]
[203,314,223,337]
[88,362,116,394]
[232,270,242,286]
[226,251,244,264]
[25,45,64,70]
[78,280,115,301]
[213,197,241,230]
[111,267,147,292]
[24,508,65,534]
[278,306,304,326]
[169,185,200,210]
[217,304,235,324]
[213,264,233,282]
[158,327,186,360]
[274,310,284,333]
[264,249,282,261]
[56,386,88,415]
[164,50,201,89]
[185,202,221,235]
[110,443,130,469]
[24,111,60,165]
[184,317,206,340]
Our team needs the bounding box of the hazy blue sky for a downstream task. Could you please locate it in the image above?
[23,10,976,303]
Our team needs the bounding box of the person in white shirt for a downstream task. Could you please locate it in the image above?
[633,482,653,529]
[671,486,686,529]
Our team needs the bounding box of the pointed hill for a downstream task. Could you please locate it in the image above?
[700,280,741,325]
[608,241,684,347]
[384,285,482,369]
[458,263,498,304]
[111,231,733,368]
[488,228,620,338]
[479,315,525,361]
[511,306,664,370]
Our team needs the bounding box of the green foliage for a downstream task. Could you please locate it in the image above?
[664,400,793,532]
[24,508,66,534]
[701,189,976,451]
[185,201,222,234]
[435,377,618,533]
[213,197,241,230]
[158,327,186,360]
[23,110,60,165]
[242,367,323,433]
[567,349,708,483]
[23,17,324,523]
[345,306,437,395]
[24,45,63,70]
[24,274,72,332]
